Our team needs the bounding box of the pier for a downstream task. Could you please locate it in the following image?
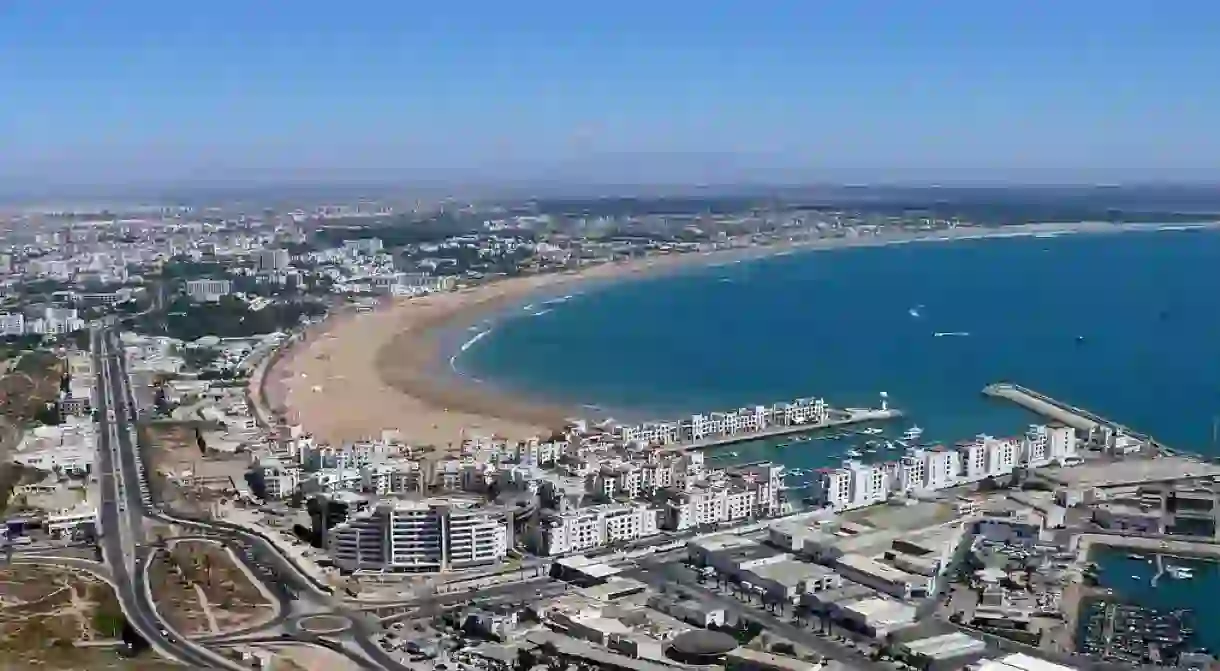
[676,408,903,452]
[981,382,1147,438]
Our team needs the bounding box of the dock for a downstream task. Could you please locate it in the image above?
[677,408,903,452]
[981,382,1145,437]
[981,382,1191,457]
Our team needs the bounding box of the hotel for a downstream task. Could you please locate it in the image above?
[323,498,509,572]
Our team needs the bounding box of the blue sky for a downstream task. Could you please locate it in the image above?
[2,1,1219,190]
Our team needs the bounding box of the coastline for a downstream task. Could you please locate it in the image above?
[264,220,1220,450]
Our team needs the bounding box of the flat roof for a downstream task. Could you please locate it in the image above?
[726,648,818,671]
[901,632,987,660]
[840,597,917,625]
[556,555,623,578]
[689,533,757,553]
[836,553,923,585]
[747,559,837,586]
[1043,457,1220,488]
[977,653,1078,671]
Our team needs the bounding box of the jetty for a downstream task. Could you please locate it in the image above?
[679,407,903,452]
[981,382,1145,437]
[980,382,1193,457]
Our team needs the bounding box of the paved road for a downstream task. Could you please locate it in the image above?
[631,562,889,671]
[94,327,239,668]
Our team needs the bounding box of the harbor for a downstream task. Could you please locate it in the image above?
[677,406,904,452]
[981,382,1151,441]
[610,392,906,453]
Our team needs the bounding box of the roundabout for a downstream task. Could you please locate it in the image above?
[292,613,355,636]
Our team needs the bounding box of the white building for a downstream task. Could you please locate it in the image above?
[343,238,384,256]
[812,461,889,511]
[326,499,508,572]
[0,312,24,336]
[533,503,660,556]
[257,248,292,272]
[185,278,233,302]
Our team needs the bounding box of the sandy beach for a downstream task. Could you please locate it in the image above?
[263,220,1219,450]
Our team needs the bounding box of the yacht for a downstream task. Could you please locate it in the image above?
[902,426,924,442]
[846,448,864,458]
[885,441,901,451]
[861,427,884,436]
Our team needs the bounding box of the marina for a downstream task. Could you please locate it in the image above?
[610,392,905,453]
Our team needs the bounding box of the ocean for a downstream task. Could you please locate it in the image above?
[458,228,1220,464]
[453,226,1220,637]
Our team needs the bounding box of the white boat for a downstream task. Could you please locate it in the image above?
[1167,566,1194,579]
[909,305,923,318]
[846,449,864,458]
[902,426,924,442]
[885,441,901,450]
[861,427,884,435]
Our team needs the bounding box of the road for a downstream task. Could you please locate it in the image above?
[95,324,417,670]
[630,560,889,671]
[93,326,240,668]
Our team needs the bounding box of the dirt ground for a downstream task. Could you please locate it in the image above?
[142,423,245,517]
[0,564,184,669]
[148,540,274,636]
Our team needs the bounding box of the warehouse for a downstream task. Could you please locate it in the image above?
[896,632,988,670]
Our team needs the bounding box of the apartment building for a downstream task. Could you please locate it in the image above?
[326,498,508,572]
[184,278,232,302]
[594,461,643,500]
[812,461,889,511]
[249,456,301,500]
[533,502,660,556]
[815,424,1082,511]
[662,482,759,531]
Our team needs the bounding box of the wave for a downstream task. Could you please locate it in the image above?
[460,328,492,352]
[543,294,575,305]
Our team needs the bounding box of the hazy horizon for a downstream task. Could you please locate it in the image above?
[5,1,1220,194]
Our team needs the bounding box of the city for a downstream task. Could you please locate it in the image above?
[0,198,1218,671]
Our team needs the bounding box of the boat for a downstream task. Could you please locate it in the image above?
[1128,553,1146,560]
[1130,575,1142,580]
[1167,566,1194,580]
[902,426,924,442]
[885,441,901,451]
[933,331,971,337]
[846,449,864,458]
[727,451,739,457]
[861,427,884,435]
[909,305,924,318]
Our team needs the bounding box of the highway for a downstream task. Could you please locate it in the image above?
[93,326,240,668]
[93,324,416,670]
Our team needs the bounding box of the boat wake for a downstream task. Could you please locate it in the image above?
[450,328,493,373]
[461,328,492,352]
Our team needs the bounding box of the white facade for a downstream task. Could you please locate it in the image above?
[813,461,889,511]
[535,503,660,556]
[327,499,508,572]
[185,278,233,302]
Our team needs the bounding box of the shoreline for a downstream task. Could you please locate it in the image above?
[264,220,1220,450]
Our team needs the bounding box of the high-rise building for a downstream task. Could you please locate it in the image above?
[257,248,291,272]
[324,498,509,572]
